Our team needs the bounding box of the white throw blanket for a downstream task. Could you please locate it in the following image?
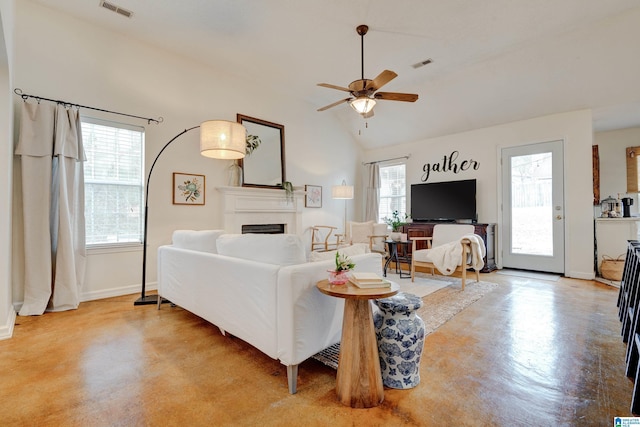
[427,234,486,275]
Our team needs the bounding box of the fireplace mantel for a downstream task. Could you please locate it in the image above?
[217,186,304,234]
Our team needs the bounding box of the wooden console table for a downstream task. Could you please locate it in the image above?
[316,279,399,408]
[401,222,497,272]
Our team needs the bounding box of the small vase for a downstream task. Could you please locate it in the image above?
[228,161,243,187]
[327,269,350,285]
[390,232,401,241]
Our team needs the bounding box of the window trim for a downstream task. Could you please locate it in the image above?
[378,161,408,224]
[87,242,143,255]
[81,115,145,250]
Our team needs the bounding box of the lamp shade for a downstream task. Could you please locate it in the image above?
[200,120,247,159]
[332,181,354,199]
[349,97,376,115]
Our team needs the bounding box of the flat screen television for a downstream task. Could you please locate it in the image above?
[410,179,477,222]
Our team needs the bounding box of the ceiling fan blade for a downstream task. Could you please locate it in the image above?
[365,70,397,91]
[317,98,351,112]
[374,92,419,102]
[317,83,352,92]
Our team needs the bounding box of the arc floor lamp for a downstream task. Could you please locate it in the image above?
[134,120,247,305]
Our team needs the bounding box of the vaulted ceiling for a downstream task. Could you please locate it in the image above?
[31,0,640,149]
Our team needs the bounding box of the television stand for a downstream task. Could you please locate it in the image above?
[401,222,497,273]
[414,219,456,224]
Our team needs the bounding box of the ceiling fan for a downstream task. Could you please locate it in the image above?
[317,24,419,118]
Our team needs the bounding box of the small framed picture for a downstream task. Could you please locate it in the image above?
[305,185,322,208]
[173,173,205,205]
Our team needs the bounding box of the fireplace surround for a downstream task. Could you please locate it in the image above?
[217,186,304,234]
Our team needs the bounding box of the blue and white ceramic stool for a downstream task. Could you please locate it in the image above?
[373,292,425,389]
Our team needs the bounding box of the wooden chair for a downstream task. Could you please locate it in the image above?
[310,225,339,252]
[410,224,481,290]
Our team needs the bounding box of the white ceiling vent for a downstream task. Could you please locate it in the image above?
[99,1,133,18]
[412,58,433,69]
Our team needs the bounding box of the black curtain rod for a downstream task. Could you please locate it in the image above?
[14,88,163,125]
[362,154,410,165]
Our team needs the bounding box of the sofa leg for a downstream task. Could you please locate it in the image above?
[287,364,298,394]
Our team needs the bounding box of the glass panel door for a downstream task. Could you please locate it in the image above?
[502,140,564,273]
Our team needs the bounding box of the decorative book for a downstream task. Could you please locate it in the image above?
[349,272,391,288]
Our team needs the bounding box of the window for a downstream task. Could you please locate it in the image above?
[378,163,407,223]
[81,117,144,247]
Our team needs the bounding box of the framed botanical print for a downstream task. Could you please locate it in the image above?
[173,173,205,205]
[305,185,322,208]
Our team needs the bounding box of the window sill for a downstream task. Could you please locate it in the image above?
[87,243,143,255]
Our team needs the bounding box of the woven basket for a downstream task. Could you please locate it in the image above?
[601,254,625,281]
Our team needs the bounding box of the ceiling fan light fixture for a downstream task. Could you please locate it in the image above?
[349,96,376,114]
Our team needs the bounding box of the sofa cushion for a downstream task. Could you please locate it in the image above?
[349,221,374,243]
[371,223,389,253]
[172,230,226,253]
[216,233,306,266]
[309,243,369,262]
[432,224,475,247]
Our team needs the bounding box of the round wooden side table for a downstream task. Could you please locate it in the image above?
[316,278,399,408]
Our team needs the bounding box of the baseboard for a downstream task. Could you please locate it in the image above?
[594,276,620,288]
[9,283,156,317]
[0,306,17,340]
[566,270,596,280]
[80,282,157,302]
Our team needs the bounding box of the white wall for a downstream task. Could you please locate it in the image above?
[0,0,15,340]
[594,127,640,217]
[9,0,361,305]
[4,0,605,320]
[363,109,595,279]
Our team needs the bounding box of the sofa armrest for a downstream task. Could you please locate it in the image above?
[275,252,383,366]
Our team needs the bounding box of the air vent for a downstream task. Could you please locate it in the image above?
[99,1,133,18]
[412,58,433,69]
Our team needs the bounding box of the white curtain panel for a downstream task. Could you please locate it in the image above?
[15,102,86,315]
[365,163,380,222]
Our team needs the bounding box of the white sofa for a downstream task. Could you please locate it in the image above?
[157,230,383,394]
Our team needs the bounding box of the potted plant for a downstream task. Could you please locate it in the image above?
[228,134,262,187]
[383,210,410,241]
[245,134,261,155]
[327,251,355,285]
[282,181,294,203]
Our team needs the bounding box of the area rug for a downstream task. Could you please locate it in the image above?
[311,274,499,369]
[386,271,451,298]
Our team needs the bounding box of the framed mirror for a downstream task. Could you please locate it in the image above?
[237,114,286,189]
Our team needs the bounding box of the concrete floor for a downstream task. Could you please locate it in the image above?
[0,271,633,426]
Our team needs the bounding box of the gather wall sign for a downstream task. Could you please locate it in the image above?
[421,150,480,182]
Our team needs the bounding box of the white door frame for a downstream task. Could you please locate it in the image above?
[496,139,566,273]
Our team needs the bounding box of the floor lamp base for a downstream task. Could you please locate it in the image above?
[134,294,171,306]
